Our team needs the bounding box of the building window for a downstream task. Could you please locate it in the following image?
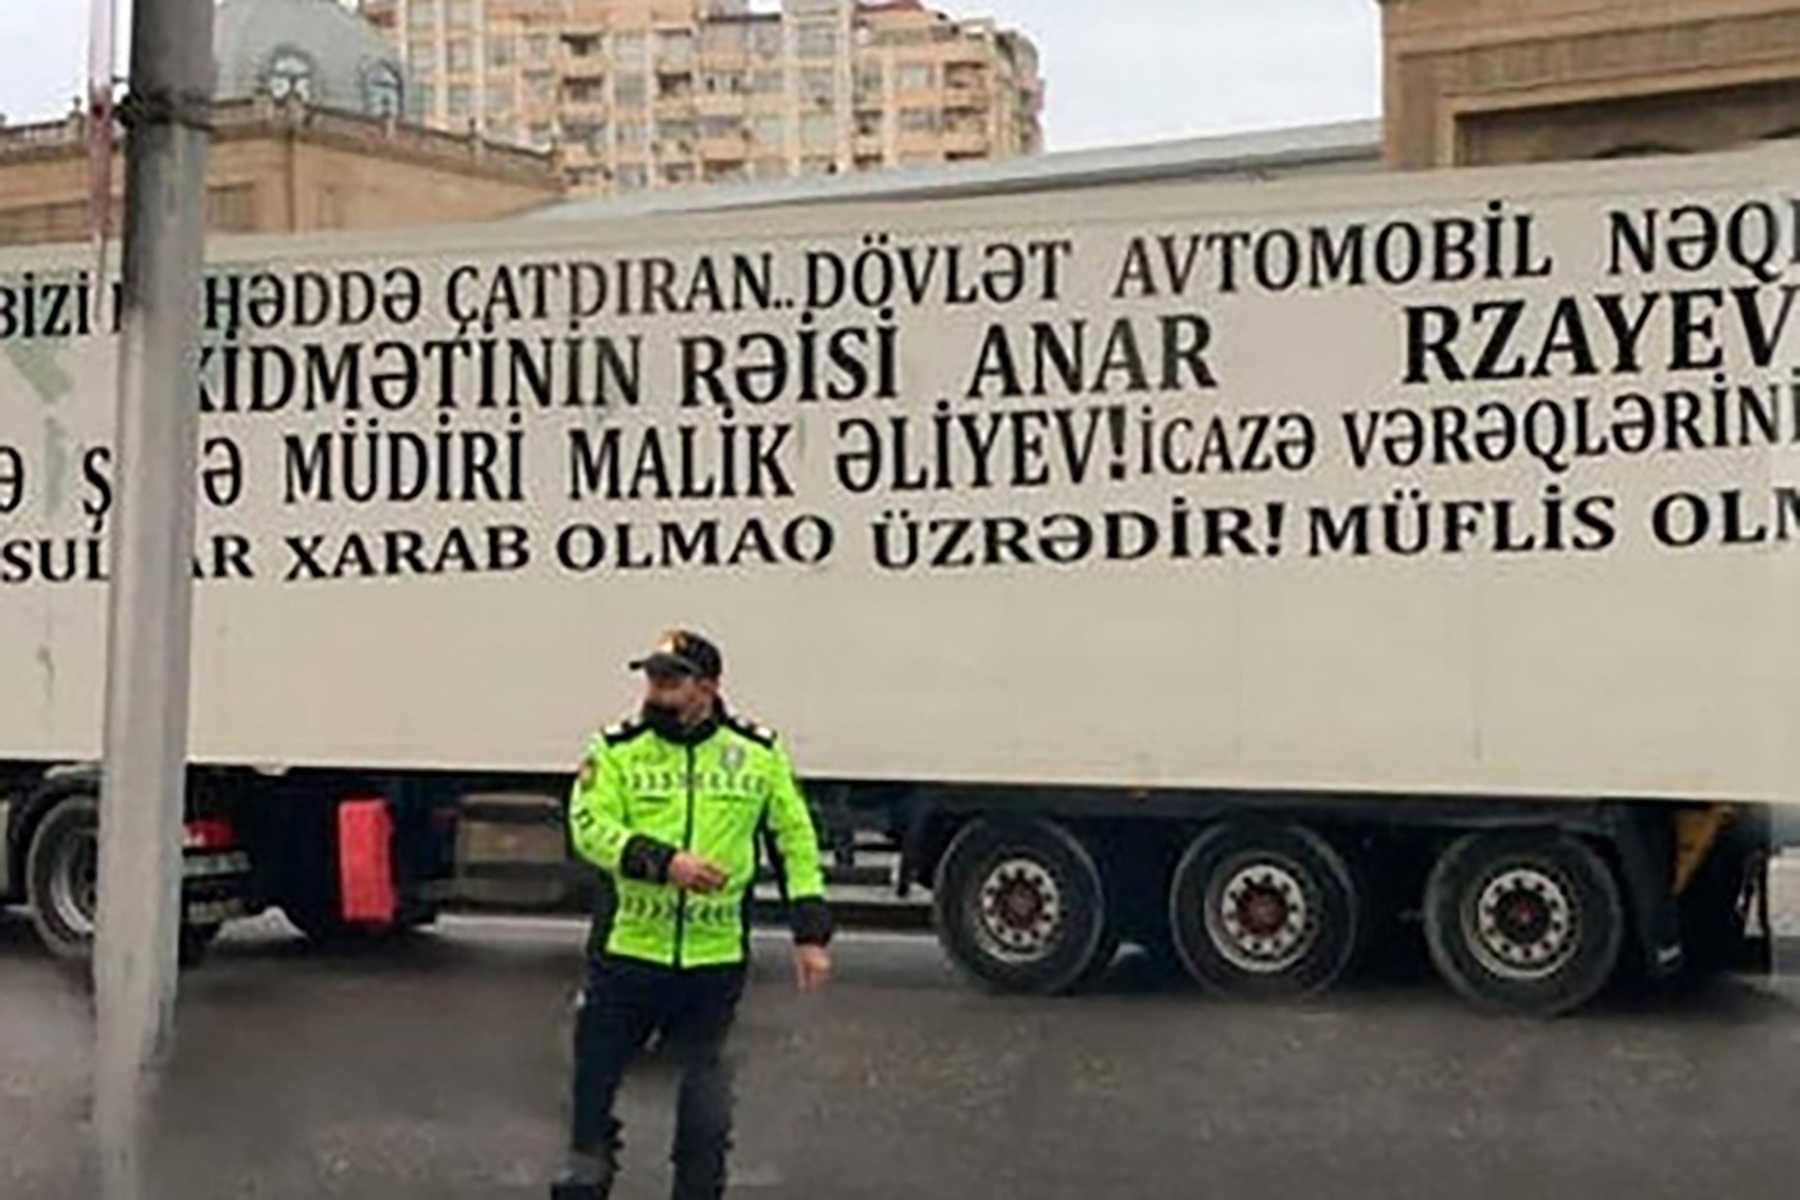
[801,156,836,176]
[408,2,436,31]
[854,111,882,138]
[802,112,834,150]
[446,0,473,29]
[614,31,646,60]
[750,24,782,60]
[617,163,648,190]
[752,68,784,95]
[615,72,646,105]
[1590,142,1686,160]
[658,117,698,146]
[665,163,697,185]
[801,67,835,102]
[898,63,933,91]
[365,61,405,118]
[657,30,694,65]
[618,119,647,147]
[899,107,939,133]
[416,82,436,114]
[487,36,515,69]
[486,81,513,116]
[854,62,883,96]
[447,84,473,119]
[753,156,787,180]
[525,71,556,107]
[408,39,436,72]
[265,47,317,103]
[700,115,744,140]
[564,119,607,153]
[798,24,837,58]
[703,71,747,95]
[565,77,604,104]
[530,123,555,151]
[752,114,784,145]
[446,39,473,73]
[526,34,553,63]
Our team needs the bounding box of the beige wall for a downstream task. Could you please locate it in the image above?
[0,113,560,247]
[1382,0,1800,167]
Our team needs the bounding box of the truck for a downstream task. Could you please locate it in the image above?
[2,134,1795,1014]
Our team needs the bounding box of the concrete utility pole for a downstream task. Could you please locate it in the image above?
[92,1,213,1196]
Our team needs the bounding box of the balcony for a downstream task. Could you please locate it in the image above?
[943,125,989,155]
[944,84,989,111]
[700,133,751,162]
[698,49,751,72]
[656,95,699,121]
[696,89,750,117]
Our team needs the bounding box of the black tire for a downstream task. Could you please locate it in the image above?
[932,818,1110,995]
[1168,820,1364,1000]
[1073,924,1124,991]
[282,894,362,946]
[1423,831,1624,1017]
[26,794,100,960]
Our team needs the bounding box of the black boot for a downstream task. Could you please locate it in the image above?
[669,1168,726,1200]
[552,1146,618,1200]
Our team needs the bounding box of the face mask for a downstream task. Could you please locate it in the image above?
[641,701,687,739]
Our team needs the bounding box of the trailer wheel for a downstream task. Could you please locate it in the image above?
[1074,924,1123,991]
[1167,820,1363,999]
[933,818,1110,995]
[282,895,360,946]
[1423,831,1623,1017]
[26,793,100,960]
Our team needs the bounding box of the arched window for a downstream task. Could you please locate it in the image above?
[265,46,317,103]
[365,60,405,119]
[1589,142,1686,160]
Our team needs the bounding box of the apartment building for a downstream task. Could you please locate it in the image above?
[357,0,1043,194]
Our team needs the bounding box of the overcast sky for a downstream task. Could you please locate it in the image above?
[0,1,1380,150]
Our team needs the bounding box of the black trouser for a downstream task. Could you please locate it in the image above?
[570,954,747,1198]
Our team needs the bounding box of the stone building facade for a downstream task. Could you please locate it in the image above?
[0,0,559,247]
[1380,0,1800,167]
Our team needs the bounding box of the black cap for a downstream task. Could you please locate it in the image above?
[628,629,723,680]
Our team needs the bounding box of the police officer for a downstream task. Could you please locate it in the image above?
[554,629,832,1200]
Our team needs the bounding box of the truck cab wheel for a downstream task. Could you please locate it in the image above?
[1423,831,1624,1017]
[932,818,1110,996]
[1167,820,1364,1000]
[25,793,100,960]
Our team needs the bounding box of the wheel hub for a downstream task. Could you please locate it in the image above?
[976,857,1064,962]
[49,829,99,937]
[1208,859,1316,974]
[1470,866,1577,980]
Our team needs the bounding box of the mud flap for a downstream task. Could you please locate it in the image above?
[1603,803,1684,979]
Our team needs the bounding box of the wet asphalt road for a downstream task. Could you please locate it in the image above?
[5,909,1800,1200]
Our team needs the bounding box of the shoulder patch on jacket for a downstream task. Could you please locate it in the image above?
[602,718,650,746]
[722,712,777,748]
